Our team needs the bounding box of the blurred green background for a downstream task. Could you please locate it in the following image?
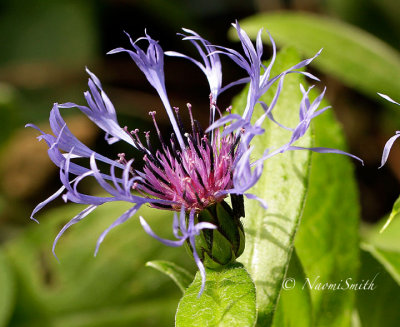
[0,0,399,326]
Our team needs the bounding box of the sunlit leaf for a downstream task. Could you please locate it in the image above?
[175,263,256,327]
[233,48,313,326]
[295,92,360,327]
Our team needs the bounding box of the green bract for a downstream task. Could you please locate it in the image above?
[188,199,245,269]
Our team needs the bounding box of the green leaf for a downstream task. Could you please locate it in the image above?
[294,92,360,326]
[230,12,400,99]
[361,243,400,286]
[175,263,256,327]
[5,202,194,326]
[0,248,15,327]
[380,195,400,233]
[356,249,400,327]
[233,48,313,326]
[361,211,400,253]
[146,260,194,293]
[272,249,312,327]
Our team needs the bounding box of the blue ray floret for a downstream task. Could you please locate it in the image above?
[377,93,400,168]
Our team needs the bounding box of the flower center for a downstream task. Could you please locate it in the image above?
[118,104,239,212]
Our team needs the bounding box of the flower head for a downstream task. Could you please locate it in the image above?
[27,23,362,296]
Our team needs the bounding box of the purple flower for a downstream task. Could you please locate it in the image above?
[27,23,362,296]
[378,93,400,168]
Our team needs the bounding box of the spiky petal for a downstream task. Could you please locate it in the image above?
[378,93,400,168]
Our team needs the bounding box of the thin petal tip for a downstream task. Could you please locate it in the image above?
[30,216,40,224]
[52,250,60,263]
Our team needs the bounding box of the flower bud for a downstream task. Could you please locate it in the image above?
[186,195,245,269]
